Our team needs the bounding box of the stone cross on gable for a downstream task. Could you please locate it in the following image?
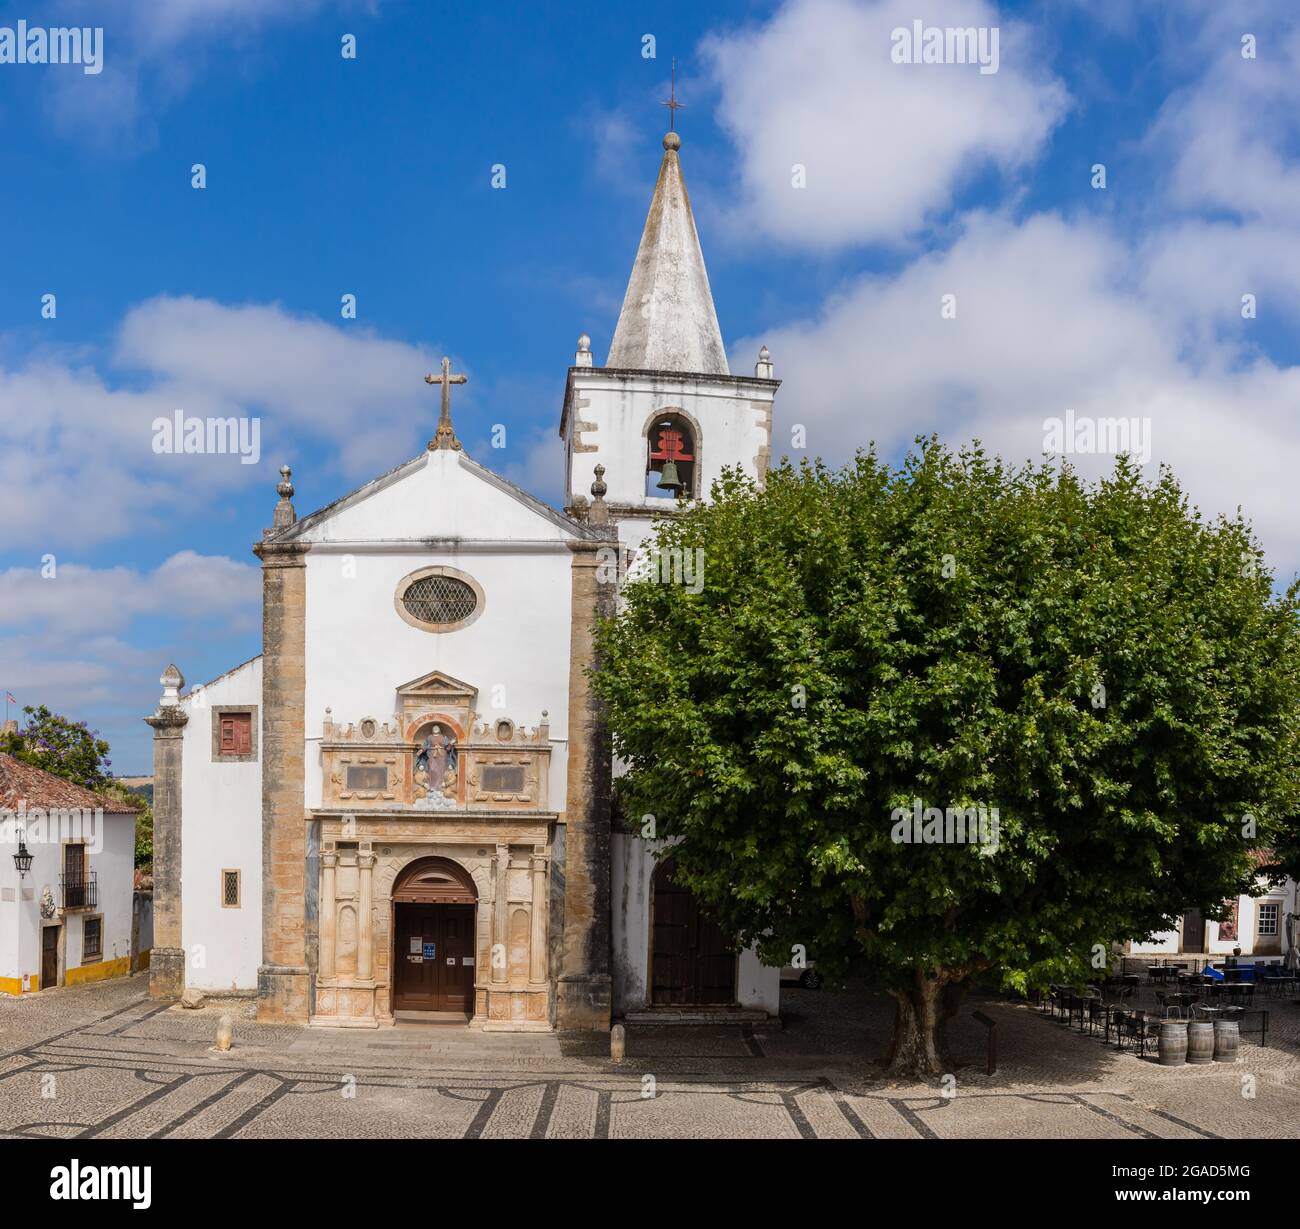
[425,356,466,451]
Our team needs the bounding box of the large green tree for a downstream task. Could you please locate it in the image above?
[592,442,1300,1076]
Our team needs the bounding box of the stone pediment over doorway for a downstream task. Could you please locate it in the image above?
[396,669,478,716]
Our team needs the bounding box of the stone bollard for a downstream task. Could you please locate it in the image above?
[215,1014,233,1053]
[610,1023,625,1063]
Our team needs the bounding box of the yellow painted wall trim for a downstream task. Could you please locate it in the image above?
[0,974,39,995]
[65,956,131,986]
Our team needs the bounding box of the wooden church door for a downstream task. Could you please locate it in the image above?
[650,857,736,1006]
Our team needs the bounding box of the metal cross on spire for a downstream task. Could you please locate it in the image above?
[660,57,685,131]
[424,356,466,451]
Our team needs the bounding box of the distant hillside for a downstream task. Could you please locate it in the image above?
[115,777,154,806]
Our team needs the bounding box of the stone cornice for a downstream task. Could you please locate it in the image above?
[253,540,311,565]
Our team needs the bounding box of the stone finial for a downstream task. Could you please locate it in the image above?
[575,333,593,368]
[755,344,774,379]
[159,664,184,708]
[663,131,680,151]
[273,464,297,530]
[589,464,610,527]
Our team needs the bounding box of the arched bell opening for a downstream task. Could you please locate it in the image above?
[645,410,698,499]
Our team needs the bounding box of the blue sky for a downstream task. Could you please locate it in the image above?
[1,0,1298,772]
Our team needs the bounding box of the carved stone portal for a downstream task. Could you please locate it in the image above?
[310,671,556,1031]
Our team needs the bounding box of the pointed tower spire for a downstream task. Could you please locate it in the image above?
[606,129,729,376]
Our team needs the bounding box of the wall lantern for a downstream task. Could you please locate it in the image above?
[13,831,33,879]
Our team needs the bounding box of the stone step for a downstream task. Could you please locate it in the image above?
[622,1008,780,1027]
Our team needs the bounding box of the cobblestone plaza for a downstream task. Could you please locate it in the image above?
[3,974,1298,1139]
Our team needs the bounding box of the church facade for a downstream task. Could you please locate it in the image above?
[145,131,782,1030]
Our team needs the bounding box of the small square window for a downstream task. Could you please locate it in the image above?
[212,707,258,762]
[222,869,241,909]
[220,714,252,756]
[1258,902,1279,937]
[83,916,102,960]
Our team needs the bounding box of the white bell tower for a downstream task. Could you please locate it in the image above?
[559,130,780,556]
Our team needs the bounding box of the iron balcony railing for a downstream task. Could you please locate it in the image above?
[60,870,97,910]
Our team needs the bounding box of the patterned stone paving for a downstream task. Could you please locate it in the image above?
[2,973,1299,1138]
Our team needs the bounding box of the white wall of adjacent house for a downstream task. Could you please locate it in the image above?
[295,450,574,815]
[1127,878,1299,958]
[180,656,263,991]
[0,810,134,990]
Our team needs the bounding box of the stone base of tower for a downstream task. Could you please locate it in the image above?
[148,947,186,1000]
[555,973,612,1032]
[257,965,311,1022]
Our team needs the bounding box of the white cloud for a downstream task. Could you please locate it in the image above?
[0,551,259,635]
[38,0,335,145]
[737,209,1300,574]
[0,551,260,771]
[700,0,1069,248]
[0,296,445,551]
[717,0,1300,577]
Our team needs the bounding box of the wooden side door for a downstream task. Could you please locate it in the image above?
[651,859,736,1006]
[438,905,475,1014]
[41,926,59,989]
[392,905,439,1009]
[1182,909,1207,953]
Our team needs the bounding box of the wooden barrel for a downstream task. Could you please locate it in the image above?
[1158,1020,1187,1066]
[1186,1021,1214,1064]
[1213,1020,1240,1064]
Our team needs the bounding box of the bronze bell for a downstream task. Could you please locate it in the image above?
[656,459,683,494]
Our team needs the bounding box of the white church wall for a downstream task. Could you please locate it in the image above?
[180,656,263,991]
[300,450,575,547]
[737,948,781,1015]
[303,545,573,813]
[611,830,652,1013]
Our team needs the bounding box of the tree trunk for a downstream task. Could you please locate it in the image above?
[885,969,964,1078]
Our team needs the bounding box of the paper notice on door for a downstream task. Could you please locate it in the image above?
[446,958,455,965]
[463,957,475,967]
[409,937,421,954]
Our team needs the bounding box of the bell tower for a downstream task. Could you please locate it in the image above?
[559,130,780,556]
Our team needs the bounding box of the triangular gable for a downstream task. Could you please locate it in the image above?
[267,449,599,546]
[396,669,478,708]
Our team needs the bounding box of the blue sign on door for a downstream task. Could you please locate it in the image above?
[423,942,436,960]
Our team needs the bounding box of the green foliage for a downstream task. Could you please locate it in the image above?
[593,440,1300,998]
[1,704,112,790]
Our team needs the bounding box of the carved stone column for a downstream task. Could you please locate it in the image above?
[357,850,374,981]
[144,664,187,1000]
[493,842,509,985]
[530,848,548,985]
[320,851,338,979]
[253,535,311,1022]
[557,532,616,1030]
